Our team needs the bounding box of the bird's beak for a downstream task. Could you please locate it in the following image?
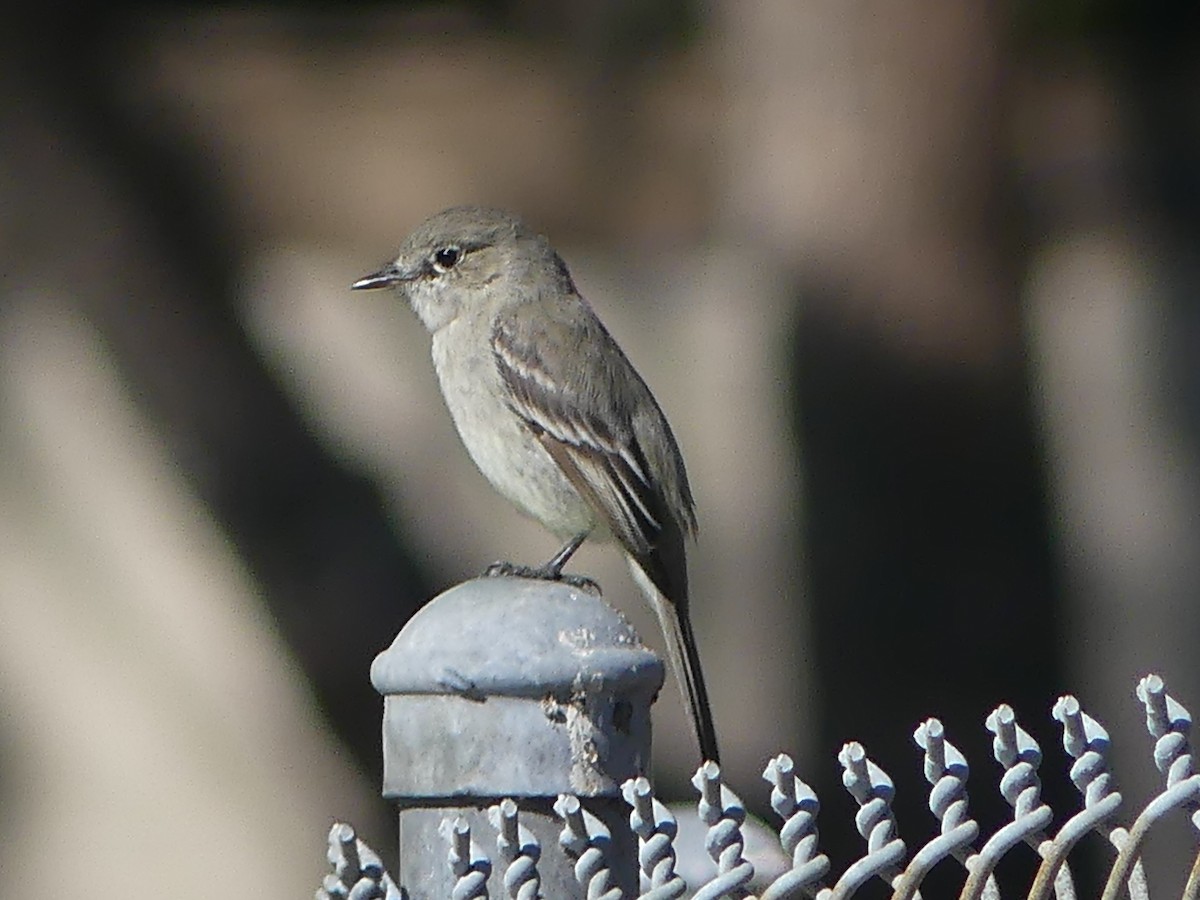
[351,262,410,291]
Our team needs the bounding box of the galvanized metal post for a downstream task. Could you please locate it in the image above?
[371,576,662,898]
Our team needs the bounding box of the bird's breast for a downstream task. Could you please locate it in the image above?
[429,320,600,539]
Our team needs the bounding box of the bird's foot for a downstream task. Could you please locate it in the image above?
[556,572,602,594]
[484,560,601,595]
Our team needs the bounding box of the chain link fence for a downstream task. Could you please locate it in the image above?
[317,580,1199,899]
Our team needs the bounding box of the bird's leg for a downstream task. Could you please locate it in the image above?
[484,532,600,593]
[543,531,587,574]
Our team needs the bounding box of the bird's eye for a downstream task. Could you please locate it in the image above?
[432,246,461,272]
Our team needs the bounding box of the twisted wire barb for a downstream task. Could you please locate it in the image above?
[760,753,831,899]
[904,719,994,900]
[958,706,1058,900]
[554,794,622,900]
[622,776,687,899]
[623,776,687,899]
[1030,695,1145,900]
[317,822,401,900]
[692,761,755,900]
[441,816,491,900]
[1137,674,1200,830]
[989,705,1076,900]
[490,798,542,900]
[831,742,910,900]
[1101,675,1200,900]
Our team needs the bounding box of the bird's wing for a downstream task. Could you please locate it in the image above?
[493,306,719,762]
[491,309,669,558]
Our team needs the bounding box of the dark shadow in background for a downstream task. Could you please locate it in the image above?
[791,290,1078,894]
[4,4,433,800]
[791,4,1200,891]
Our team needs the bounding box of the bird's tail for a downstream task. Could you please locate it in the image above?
[628,557,721,764]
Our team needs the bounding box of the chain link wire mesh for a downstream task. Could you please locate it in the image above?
[320,673,1200,899]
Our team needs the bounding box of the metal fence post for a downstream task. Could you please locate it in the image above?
[370,576,662,897]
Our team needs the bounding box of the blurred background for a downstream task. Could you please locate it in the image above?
[2,0,1199,895]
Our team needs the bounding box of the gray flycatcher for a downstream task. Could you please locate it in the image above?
[352,206,719,763]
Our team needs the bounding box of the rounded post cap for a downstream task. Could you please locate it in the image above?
[371,576,664,698]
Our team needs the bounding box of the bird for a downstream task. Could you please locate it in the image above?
[352,205,719,763]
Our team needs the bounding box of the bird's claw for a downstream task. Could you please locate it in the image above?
[559,572,602,594]
[484,560,601,595]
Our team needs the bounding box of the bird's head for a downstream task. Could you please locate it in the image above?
[352,206,568,332]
